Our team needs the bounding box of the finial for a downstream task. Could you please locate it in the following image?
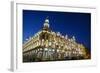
[45,16,49,23]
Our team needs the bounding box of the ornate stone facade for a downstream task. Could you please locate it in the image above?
[23,17,90,62]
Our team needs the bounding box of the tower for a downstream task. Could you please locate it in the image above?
[43,17,50,30]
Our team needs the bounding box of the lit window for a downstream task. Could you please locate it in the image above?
[52,49,55,52]
[49,42,51,46]
[57,49,59,52]
[45,48,48,51]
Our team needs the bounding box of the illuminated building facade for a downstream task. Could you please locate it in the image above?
[23,17,90,62]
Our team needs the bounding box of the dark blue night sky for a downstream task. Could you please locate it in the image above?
[23,10,91,51]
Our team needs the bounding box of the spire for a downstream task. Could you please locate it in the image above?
[43,16,50,28]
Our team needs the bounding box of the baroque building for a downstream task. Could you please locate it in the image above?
[23,17,90,62]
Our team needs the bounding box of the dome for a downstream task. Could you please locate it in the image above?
[44,23,49,27]
[45,19,49,23]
